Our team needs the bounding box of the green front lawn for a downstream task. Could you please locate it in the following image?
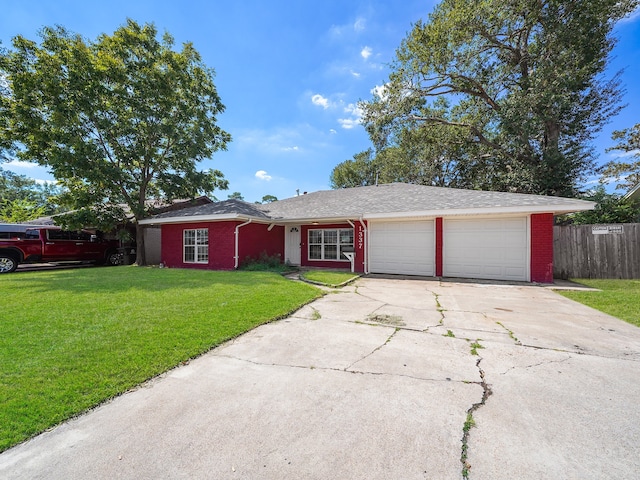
[301,269,360,287]
[558,279,640,327]
[0,267,321,452]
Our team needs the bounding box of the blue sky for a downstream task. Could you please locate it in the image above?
[1,1,639,202]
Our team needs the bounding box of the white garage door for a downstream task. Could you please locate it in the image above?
[444,217,528,281]
[369,220,435,276]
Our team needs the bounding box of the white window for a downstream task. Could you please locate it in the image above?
[183,229,209,263]
[308,228,353,261]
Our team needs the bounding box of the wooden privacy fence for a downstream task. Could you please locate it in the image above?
[553,223,640,279]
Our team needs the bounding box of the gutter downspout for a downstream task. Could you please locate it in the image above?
[234,219,252,269]
[358,217,369,274]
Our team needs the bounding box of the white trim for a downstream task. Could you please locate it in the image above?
[183,228,209,264]
[363,203,595,220]
[234,219,252,269]
[624,183,640,201]
[359,217,369,274]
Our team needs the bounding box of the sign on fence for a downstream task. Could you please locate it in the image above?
[591,225,624,235]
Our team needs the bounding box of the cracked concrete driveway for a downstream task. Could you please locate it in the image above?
[1,276,640,479]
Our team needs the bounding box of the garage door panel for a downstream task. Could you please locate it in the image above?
[443,217,528,281]
[369,220,435,276]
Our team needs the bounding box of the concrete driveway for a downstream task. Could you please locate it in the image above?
[1,276,639,479]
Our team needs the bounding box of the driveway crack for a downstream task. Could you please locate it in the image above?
[460,356,492,479]
[345,328,399,371]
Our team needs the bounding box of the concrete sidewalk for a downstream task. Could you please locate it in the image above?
[1,277,639,479]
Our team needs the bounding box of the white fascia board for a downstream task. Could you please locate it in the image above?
[275,216,358,224]
[138,214,270,225]
[363,202,596,220]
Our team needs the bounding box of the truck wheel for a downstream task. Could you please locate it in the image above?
[105,250,123,266]
[0,254,18,273]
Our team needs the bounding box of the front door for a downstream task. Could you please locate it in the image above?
[285,225,301,265]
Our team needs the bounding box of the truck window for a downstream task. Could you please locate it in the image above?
[47,230,75,241]
[25,229,40,240]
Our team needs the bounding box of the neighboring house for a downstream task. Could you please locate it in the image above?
[624,183,640,204]
[139,183,595,283]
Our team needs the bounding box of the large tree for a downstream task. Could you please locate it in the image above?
[359,0,638,196]
[599,123,640,191]
[0,20,230,264]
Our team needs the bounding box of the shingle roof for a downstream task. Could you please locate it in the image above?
[142,183,594,224]
[150,199,272,220]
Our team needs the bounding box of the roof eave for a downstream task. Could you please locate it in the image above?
[138,214,272,225]
[363,203,596,219]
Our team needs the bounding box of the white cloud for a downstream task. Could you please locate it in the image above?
[329,129,337,134]
[350,70,361,78]
[255,170,272,181]
[360,46,372,60]
[371,83,389,100]
[328,16,367,38]
[338,103,363,129]
[282,146,299,152]
[5,160,38,169]
[610,149,640,159]
[311,94,330,109]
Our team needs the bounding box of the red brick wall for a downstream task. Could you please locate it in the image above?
[161,221,237,270]
[301,223,364,272]
[162,221,282,270]
[237,223,285,266]
[530,213,554,283]
[435,217,443,277]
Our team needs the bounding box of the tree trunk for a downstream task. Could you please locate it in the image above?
[135,223,146,266]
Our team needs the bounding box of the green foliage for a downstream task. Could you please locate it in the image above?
[470,340,485,356]
[565,186,640,224]
[0,20,230,263]
[0,198,46,222]
[0,267,321,451]
[240,251,290,272]
[600,123,640,191]
[260,194,278,204]
[228,191,244,200]
[0,168,64,217]
[359,0,638,196]
[559,279,640,327]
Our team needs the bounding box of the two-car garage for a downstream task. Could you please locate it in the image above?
[368,217,529,282]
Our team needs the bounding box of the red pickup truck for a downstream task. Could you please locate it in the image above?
[0,226,121,273]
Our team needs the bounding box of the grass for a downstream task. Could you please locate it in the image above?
[300,269,359,287]
[0,267,321,452]
[558,279,640,327]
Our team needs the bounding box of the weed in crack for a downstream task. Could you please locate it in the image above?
[460,358,493,479]
[496,321,521,345]
[470,340,485,356]
[444,329,456,338]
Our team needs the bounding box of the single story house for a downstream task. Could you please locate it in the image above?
[139,183,595,283]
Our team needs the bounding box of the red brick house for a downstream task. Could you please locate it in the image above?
[139,183,594,283]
